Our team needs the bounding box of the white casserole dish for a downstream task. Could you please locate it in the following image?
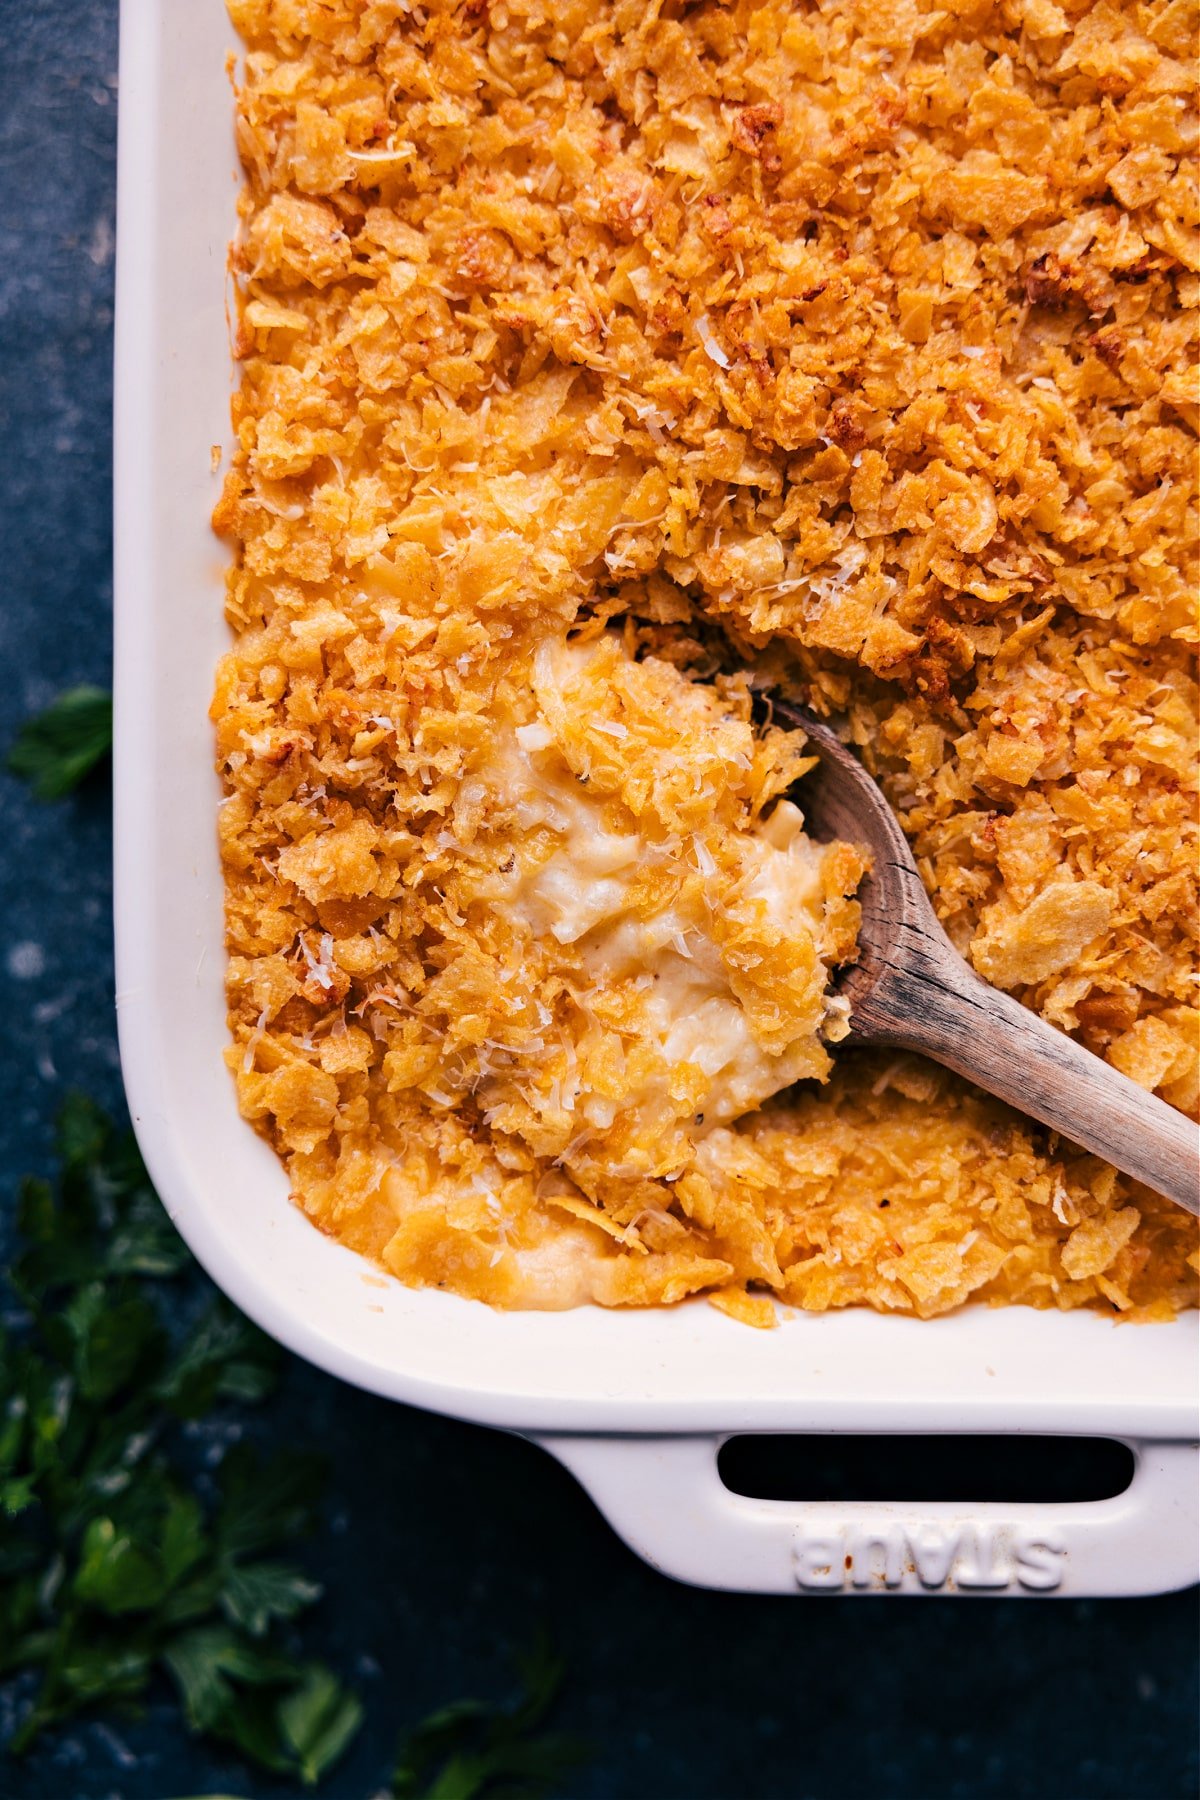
[113,0,1199,1597]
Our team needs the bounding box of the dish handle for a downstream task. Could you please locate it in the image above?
[529,1433,1199,1597]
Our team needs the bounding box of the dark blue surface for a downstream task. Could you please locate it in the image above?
[0,5,1196,1797]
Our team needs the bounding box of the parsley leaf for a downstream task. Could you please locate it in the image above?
[163,1624,362,1782]
[279,1662,366,1785]
[392,1632,585,1800]
[6,685,113,801]
[219,1558,322,1637]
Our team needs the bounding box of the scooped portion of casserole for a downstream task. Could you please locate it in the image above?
[214,0,1198,1324]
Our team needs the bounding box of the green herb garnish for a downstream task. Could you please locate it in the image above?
[0,1094,360,1785]
[0,1095,585,1795]
[392,1632,585,1800]
[6,684,113,800]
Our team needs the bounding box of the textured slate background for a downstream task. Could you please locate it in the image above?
[0,4,1195,1797]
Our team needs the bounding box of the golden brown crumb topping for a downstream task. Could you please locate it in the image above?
[214,0,1198,1322]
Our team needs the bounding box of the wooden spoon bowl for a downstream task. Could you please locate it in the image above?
[774,699,1200,1218]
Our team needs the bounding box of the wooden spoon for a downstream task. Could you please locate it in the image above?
[774,699,1200,1218]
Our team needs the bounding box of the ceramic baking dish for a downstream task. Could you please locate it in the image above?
[112,0,1198,1597]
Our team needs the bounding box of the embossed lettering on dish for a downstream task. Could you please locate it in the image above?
[793,1522,1066,1592]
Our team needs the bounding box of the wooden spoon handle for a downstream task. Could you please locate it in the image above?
[858,924,1200,1216]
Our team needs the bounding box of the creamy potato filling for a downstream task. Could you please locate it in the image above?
[374,635,860,1285]
[372,635,863,1307]
[485,714,844,1133]
[368,633,874,1310]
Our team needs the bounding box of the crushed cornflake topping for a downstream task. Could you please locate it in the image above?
[215,0,1197,1325]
